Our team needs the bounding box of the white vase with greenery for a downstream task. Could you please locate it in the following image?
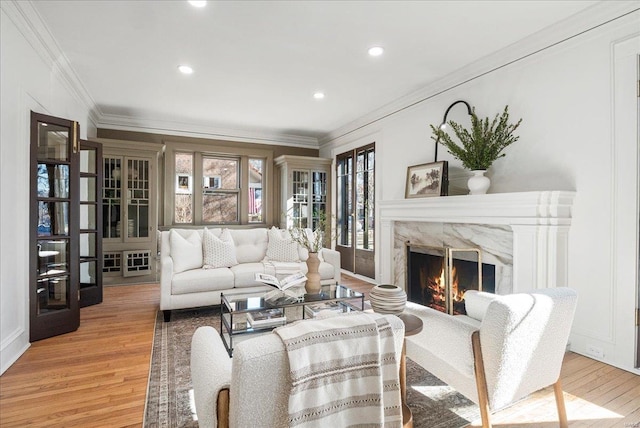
[431,105,522,194]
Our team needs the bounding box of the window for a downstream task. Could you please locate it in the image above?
[202,156,239,223]
[174,153,193,224]
[169,147,269,226]
[248,158,264,223]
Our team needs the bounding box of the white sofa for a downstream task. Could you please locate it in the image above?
[160,227,341,321]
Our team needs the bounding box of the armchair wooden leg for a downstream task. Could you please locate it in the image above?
[472,331,492,428]
[553,380,568,428]
[217,388,230,428]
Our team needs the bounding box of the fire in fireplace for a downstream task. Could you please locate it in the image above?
[407,245,496,315]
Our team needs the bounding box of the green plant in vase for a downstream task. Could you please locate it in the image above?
[430,105,522,194]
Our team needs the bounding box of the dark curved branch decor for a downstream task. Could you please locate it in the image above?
[433,100,472,162]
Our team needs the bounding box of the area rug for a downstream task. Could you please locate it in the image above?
[143,307,480,427]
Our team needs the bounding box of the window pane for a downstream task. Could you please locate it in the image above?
[203,194,238,223]
[337,156,352,246]
[203,157,238,190]
[175,153,193,223]
[356,149,375,251]
[202,156,240,224]
[356,151,366,250]
[249,159,263,223]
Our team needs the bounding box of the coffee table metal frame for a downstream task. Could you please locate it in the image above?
[220,283,364,356]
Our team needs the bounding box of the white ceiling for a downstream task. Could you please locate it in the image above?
[32,0,599,142]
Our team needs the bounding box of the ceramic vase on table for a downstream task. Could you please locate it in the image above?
[467,170,490,195]
[369,284,407,315]
[305,252,322,295]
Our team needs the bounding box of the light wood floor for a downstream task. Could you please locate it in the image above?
[1,276,639,427]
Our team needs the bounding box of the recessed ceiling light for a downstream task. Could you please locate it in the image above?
[313,92,325,100]
[188,1,207,7]
[178,65,193,74]
[368,46,384,57]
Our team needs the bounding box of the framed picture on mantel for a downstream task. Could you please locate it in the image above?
[405,161,448,198]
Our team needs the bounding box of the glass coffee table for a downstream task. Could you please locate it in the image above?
[220,283,364,356]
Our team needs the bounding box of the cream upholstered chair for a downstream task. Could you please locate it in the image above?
[404,287,578,428]
[190,314,405,428]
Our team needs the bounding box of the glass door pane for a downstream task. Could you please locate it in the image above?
[103,157,122,239]
[292,170,309,228]
[311,171,327,232]
[356,147,375,251]
[337,155,353,247]
[126,158,150,239]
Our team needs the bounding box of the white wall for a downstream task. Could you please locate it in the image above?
[1,5,96,374]
[321,11,640,373]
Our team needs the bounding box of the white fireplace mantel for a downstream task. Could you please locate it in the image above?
[378,191,576,293]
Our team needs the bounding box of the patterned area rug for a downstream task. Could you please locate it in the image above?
[143,307,480,427]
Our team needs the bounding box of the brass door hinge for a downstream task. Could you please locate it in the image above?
[637,308,640,326]
[78,290,81,301]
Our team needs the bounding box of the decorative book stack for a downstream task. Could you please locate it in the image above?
[304,301,344,319]
[246,309,286,327]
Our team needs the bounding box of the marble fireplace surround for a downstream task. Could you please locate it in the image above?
[378,191,576,295]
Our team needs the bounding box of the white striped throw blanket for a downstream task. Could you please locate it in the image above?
[274,312,403,428]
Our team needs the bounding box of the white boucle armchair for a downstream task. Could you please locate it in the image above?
[190,314,405,428]
[404,287,577,428]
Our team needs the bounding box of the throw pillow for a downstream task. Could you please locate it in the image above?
[203,228,238,269]
[266,227,300,262]
[170,229,203,273]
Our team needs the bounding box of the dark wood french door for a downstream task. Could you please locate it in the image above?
[336,143,375,278]
[79,140,103,307]
[30,112,80,341]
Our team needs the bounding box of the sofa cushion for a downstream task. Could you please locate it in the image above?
[266,227,299,262]
[172,268,235,295]
[203,228,238,269]
[230,262,268,288]
[230,229,268,264]
[170,229,203,273]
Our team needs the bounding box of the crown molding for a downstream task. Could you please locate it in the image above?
[96,114,320,148]
[4,1,318,149]
[320,1,640,147]
[2,1,100,127]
